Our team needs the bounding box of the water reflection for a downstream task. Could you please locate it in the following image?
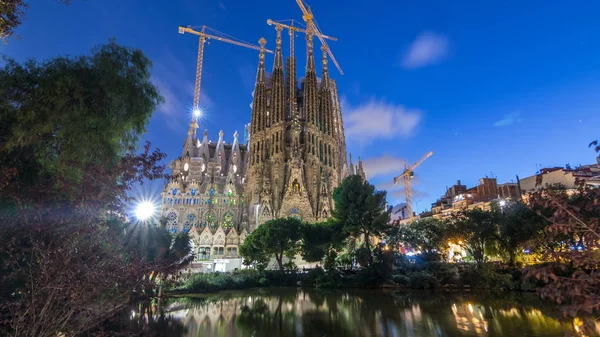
[161,288,589,337]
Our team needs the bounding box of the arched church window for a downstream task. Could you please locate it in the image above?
[223,212,233,229]
[205,212,216,229]
[292,179,301,193]
[172,188,178,196]
[191,188,197,196]
[209,189,215,196]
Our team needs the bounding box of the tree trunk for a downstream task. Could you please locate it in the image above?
[276,252,284,272]
[363,230,373,266]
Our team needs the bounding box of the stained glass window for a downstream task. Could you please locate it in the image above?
[209,189,215,196]
[223,212,233,228]
[186,213,195,222]
[172,188,178,196]
[290,208,301,220]
[183,221,192,233]
[191,188,197,196]
[167,211,177,221]
[227,189,233,197]
[205,212,215,228]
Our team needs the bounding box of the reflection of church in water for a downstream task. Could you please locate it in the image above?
[159,25,365,268]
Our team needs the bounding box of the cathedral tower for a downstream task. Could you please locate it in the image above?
[246,29,350,230]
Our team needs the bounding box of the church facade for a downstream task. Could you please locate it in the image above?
[159,27,365,271]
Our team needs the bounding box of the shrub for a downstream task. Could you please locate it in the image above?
[392,275,409,286]
[408,271,440,290]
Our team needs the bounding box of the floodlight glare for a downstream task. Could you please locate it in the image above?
[192,108,202,119]
[135,201,155,221]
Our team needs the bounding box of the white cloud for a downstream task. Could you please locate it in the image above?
[343,98,422,145]
[401,32,449,69]
[361,155,407,179]
[494,111,523,127]
[152,51,213,133]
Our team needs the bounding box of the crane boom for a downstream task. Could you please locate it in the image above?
[294,0,343,75]
[266,19,337,41]
[178,25,273,113]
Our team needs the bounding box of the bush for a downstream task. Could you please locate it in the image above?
[392,274,409,286]
[408,271,440,290]
[459,265,513,291]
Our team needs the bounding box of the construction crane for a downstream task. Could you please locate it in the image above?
[266,19,337,60]
[178,25,274,118]
[294,0,343,75]
[393,151,434,219]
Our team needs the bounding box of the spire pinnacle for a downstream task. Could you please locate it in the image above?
[306,26,315,72]
[256,38,267,83]
[274,26,283,69]
[321,44,329,86]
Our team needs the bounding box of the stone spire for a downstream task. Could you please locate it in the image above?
[271,26,286,126]
[319,44,334,137]
[357,157,366,182]
[303,27,319,126]
[251,38,268,136]
[182,119,197,158]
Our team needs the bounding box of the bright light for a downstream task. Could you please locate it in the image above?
[499,200,507,207]
[135,201,155,221]
[192,107,202,119]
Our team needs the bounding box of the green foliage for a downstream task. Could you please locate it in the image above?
[239,217,303,271]
[495,201,546,266]
[392,274,409,286]
[175,270,262,293]
[0,41,169,337]
[459,265,513,291]
[388,217,448,253]
[0,40,163,208]
[332,175,389,266]
[408,271,440,290]
[301,220,346,263]
[449,208,498,265]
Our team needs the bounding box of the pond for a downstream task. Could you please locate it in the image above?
[153,288,588,336]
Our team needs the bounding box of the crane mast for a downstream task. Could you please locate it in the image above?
[393,151,434,220]
[178,25,273,119]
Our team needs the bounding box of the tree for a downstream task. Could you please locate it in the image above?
[301,220,347,266]
[449,208,498,266]
[494,201,546,266]
[332,175,389,266]
[239,218,304,272]
[1,0,72,42]
[389,217,448,254]
[0,41,170,337]
[526,186,600,331]
[590,140,600,153]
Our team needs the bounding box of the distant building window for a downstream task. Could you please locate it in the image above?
[213,247,224,255]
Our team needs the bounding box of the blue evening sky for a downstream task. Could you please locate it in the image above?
[3,0,600,211]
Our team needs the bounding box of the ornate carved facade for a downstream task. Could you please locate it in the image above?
[246,28,355,230]
[159,28,365,264]
[160,128,250,261]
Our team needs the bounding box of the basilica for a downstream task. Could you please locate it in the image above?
[159,26,365,272]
